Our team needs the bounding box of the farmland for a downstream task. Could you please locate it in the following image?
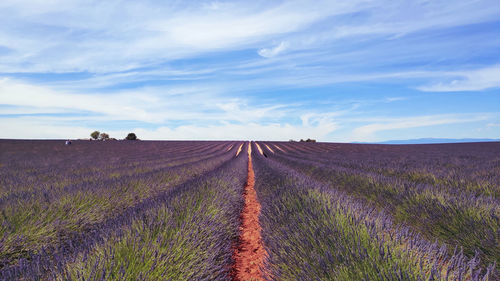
[0,140,498,280]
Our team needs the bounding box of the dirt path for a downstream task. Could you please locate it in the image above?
[273,144,285,153]
[255,142,264,155]
[232,143,267,281]
[264,144,274,153]
[236,143,244,156]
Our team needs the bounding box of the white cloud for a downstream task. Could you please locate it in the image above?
[385,97,407,102]
[0,78,296,125]
[417,65,500,92]
[0,118,94,139]
[0,1,349,72]
[203,1,225,11]
[258,41,289,58]
[0,77,341,140]
[328,1,500,39]
[0,117,338,141]
[215,100,289,122]
[0,78,166,122]
[351,114,490,141]
[3,0,496,73]
[131,120,337,141]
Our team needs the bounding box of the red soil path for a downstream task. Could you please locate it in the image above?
[232,143,267,281]
[255,142,264,155]
[236,143,244,156]
[273,144,285,153]
[264,144,274,153]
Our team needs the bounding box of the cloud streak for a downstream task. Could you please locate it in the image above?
[1,0,498,73]
[417,65,500,92]
[0,78,295,125]
[351,114,491,141]
[0,117,339,141]
[258,41,289,58]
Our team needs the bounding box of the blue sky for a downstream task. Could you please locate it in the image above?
[0,0,499,141]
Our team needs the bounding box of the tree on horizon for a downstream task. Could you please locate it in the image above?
[126,133,137,140]
[90,131,100,140]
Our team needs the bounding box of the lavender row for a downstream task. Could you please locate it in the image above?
[0,141,233,198]
[50,146,247,281]
[251,143,495,280]
[273,142,499,198]
[0,141,232,207]
[260,142,499,269]
[0,141,239,276]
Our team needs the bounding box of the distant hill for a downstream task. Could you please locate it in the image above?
[375,138,500,144]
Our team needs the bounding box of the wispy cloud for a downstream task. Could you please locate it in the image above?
[0,78,296,125]
[417,65,500,92]
[0,78,167,123]
[258,41,289,58]
[0,116,339,141]
[385,97,407,102]
[351,114,491,141]
[2,0,498,73]
[0,1,350,72]
[125,120,338,141]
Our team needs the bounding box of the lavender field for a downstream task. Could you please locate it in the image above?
[0,140,498,280]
